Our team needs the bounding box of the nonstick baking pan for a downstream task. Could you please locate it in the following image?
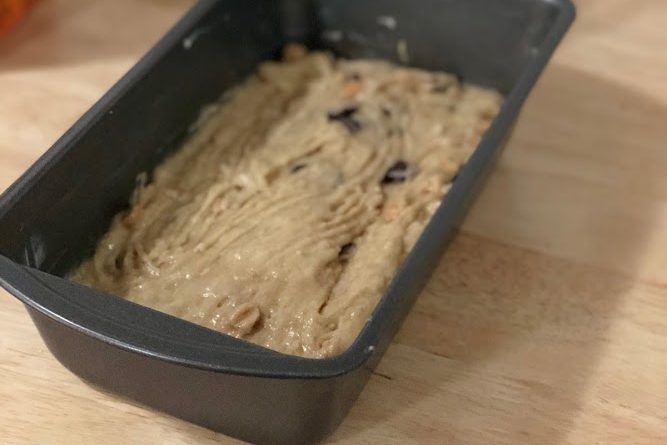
[0,0,574,443]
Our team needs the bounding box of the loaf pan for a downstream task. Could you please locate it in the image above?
[0,0,574,443]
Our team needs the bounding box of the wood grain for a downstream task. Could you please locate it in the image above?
[1,0,666,443]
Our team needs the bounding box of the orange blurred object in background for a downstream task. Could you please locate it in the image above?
[0,0,37,37]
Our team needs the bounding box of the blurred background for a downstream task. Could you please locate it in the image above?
[0,0,36,38]
[0,0,194,191]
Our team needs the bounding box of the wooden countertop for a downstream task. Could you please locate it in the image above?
[1,1,666,443]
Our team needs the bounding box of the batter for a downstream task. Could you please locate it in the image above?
[71,46,502,358]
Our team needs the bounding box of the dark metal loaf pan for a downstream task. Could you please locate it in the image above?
[0,0,574,443]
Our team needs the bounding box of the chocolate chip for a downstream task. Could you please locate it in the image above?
[328,106,357,119]
[290,163,307,173]
[381,161,410,184]
[346,72,362,81]
[338,243,357,262]
[327,106,362,133]
[381,107,392,117]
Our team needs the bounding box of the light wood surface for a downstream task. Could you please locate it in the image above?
[1,1,666,443]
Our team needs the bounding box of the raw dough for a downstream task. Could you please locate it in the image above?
[71,47,502,358]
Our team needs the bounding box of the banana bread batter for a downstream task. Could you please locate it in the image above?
[71,46,502,358]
